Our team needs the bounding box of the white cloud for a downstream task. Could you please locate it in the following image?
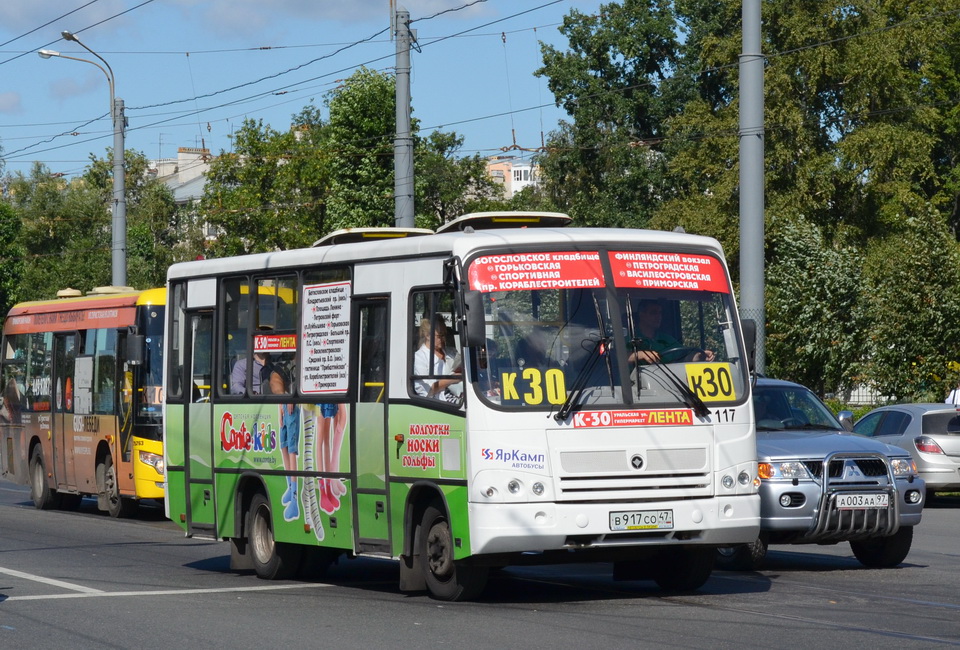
[48,73,110,106]
[0,92,22,114]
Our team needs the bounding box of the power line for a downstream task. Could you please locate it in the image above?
[0,0,101,49]
[0,0,155,68]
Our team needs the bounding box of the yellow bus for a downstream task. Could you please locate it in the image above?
[0,286,165,516]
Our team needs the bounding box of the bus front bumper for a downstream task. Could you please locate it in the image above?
[467,495,760,556]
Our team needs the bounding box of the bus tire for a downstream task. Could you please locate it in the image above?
[100,454,137,518]
[850,526,913,568]
[248,492,301,580]
[29,446,60,510]
[716,535,768,571]
[652,546,715,592]
[419,503,488,601]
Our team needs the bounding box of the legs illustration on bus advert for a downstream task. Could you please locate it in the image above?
[301,403,348,541]
[279,402,301,521]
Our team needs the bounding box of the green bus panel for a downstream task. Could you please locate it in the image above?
[356,492,389,540]
[388,482,472,560]
[166,470,187,532]
[386,404,466,481]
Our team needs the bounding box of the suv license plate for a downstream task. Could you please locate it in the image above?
[609,509,674,531]
[836,493,888,509]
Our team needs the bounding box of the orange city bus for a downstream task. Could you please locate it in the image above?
[0,286,166,516]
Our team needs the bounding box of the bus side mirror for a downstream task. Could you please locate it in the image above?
[741,318,757,372]
[126,334,145,366]
[462,290,486,348]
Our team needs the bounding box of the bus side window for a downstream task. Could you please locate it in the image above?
[409,290,462,405]
[255,275,298,396]
[221,277,249,396]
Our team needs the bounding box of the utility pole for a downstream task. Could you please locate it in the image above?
[394,6,415,228]
[739,0,765,372]
[112,96,127,287]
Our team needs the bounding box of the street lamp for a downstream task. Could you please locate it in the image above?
[38,30,127,288]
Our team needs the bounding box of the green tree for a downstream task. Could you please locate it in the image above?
[765,215,867,395]
[0,200,24,312]
[4,161,104,300]
[324,68,396,230]
[534,0,682,227]
[199,111,328,257]
[861,211,960,401]
[534,1,960,398]
[414,131,504,229]
[85,149,181,289]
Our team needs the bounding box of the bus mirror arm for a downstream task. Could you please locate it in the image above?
[462,290,486,348]
[126,334,145,366]
[741,318,757,373]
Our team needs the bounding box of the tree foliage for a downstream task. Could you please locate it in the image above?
[535,0,681,227]
[198,67,505,250]
[536,0,960,399]
[0,149,183,309]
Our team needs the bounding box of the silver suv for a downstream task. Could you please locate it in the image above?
[717,378,925,570]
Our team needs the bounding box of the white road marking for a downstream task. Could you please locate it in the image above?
[1,582,331,601]
[0,567,104,593]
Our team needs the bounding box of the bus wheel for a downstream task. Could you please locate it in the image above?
[652,547,715,592]
[247,492,301,580]
[100,455,137,518]
[29,446,60,510]
[419,503,488,601]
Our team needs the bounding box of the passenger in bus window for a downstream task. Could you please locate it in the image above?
[627,299,714,364]
[413,316,461,402]
[230,351,283,394]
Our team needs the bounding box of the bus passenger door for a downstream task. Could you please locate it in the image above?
[183,312,216,534]
[352,299,390,553]
[52,333,77,490]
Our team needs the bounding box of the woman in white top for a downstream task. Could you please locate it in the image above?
[413,316,461,402]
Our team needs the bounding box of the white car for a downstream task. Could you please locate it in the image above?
[853,403,960,496]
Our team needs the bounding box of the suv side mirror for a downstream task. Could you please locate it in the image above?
[837,410,854,431]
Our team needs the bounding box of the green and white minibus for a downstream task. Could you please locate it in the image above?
[163,212,760,600]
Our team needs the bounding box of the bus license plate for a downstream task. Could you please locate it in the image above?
[609,509,674,531]
[836,493,888,509]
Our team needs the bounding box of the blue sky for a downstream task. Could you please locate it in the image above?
[0,0,602,178]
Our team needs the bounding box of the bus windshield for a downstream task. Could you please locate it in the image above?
[136,304,165,424]
[467,248,748,413]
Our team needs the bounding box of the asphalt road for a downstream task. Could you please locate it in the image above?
[1,480,958,649]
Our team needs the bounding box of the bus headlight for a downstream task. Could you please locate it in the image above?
[139,451,164,475]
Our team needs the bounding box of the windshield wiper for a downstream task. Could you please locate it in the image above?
[638,355,711,418]
[553,295,612,422]
[553,335,608,422]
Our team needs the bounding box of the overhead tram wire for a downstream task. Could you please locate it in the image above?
[0,0,101,49]
[0,0,155,67]
[131,0,564,113]
[128,26,391,112]
[8,2,563,158]
[13,3,949,166]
